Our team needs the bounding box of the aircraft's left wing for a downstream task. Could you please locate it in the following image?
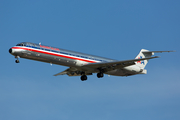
[54,67,92,76]
[54,68,70,76]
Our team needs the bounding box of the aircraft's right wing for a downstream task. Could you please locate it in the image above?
[54,56,159,76]
[82,56,159,72]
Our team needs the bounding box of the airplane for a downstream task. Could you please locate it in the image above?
[9,42,173,81]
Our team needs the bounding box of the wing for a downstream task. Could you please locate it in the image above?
[82,56,159,72]
[54,56,159,76]
[54,68,70,76]
[54,67,92,76]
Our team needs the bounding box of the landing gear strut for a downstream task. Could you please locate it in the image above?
[15,56,20,63]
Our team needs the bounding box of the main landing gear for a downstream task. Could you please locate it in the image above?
[97,72,104,78]
[80,72,87,81]
[81,75,87,81]
[15,56,20,63]
[80,72,104,81]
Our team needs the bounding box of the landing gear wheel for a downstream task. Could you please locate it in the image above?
[15,60,19,63]
[97,72,104,78]
[81,75,87,81]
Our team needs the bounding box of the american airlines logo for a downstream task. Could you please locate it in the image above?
[40,45,60,51]
[137,56,144,65]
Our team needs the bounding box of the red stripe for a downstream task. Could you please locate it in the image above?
[12,47,96,63]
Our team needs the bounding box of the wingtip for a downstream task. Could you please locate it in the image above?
[171,50,176,52]
[164,50,176,52]
[155,56,160,58]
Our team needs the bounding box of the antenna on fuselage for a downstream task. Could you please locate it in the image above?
[39,42,41,45]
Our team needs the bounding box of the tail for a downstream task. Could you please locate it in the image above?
[135,49,153,69]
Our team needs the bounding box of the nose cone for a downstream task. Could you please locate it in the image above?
[9,48,12,54]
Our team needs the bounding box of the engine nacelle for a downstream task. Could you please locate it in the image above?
[123,65,143,73]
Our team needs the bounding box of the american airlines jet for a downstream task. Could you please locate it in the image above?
[9,42,173,81]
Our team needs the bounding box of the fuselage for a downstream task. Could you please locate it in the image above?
[9,42,143,77]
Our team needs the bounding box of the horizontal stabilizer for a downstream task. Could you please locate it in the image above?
[143,50,175,53]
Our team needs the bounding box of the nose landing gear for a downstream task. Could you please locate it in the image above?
[15,56,20,63]
[15,60,19,63]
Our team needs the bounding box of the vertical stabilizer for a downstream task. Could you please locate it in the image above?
[135,49,154,69]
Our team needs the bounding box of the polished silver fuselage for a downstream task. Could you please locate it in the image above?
[9,42,145,77]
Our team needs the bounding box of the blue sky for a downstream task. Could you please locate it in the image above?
[0,0,179,120]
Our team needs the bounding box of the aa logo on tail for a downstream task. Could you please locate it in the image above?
[137,56,144,64]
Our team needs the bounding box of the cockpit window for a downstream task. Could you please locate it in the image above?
[16,43,25,46]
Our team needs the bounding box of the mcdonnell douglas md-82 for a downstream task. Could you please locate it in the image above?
[9,42,173,81]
